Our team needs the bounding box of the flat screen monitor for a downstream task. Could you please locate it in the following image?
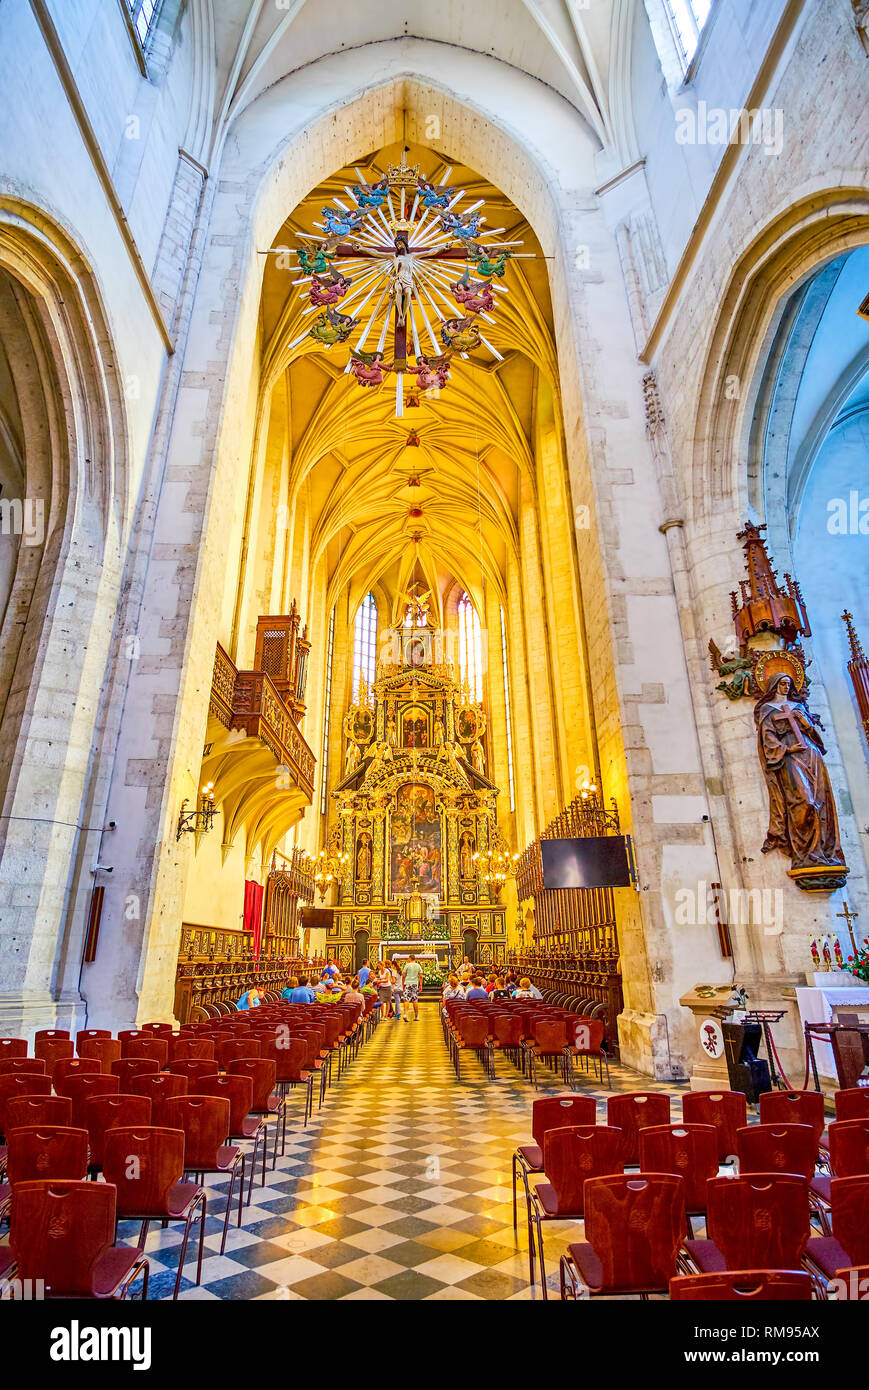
[300,907,333,931]
[540,836,634,890]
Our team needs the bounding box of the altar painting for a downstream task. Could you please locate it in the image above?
[390,783,442,897]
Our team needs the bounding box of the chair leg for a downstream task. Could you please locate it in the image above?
[237,1155,245,1227]
[220,1165,237,1255]
[260,1125,268,1187]
[526,1193,536,1287]
[511,1152,519,1230]
[535,1211,548,1300]
[174,1199,197,1300]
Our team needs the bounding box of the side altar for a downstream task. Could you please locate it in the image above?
[319,631,508,975]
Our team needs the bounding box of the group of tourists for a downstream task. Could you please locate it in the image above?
[442,960,542,1003]
[237,955,542,1019]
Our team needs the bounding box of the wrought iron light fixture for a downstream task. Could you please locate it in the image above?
[176,782,216,840]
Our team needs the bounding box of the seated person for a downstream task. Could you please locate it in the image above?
[490,977,510,1001]
[342,977,365,1008]
[442,974,466,1001]
[465,976,489,1001]
[512,976,541,1000]
[484,973,499,995]
[281,976,299,1001]
[289,975,316,1003]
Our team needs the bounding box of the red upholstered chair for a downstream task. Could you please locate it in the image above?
[451,1013,492,1081]
[226,1059,285,1168]
[77,1038,122,1074]
[167,1058,222,1089]
[606,1092,671,1165]
[75,1029,111,1050]
[55,1074,120,1129]
[52,1057,101,1090]
[835,1088,869,1122]
[681,1174,810,1274]
[523,1017,569,1089]
[825,1263,869,1300]
[5,1095,72,1133]
[215,1036,262,1070]
[488,1013,524,1077]
[272,1037,315,1124]
[102,1126,206,1300]
[736,1123,817,1180]
[682,1089,747,1163]
[128,1071,188,1123]
[0,1039,28,1061]
[0,1073,52,1138]
[169,1037,215,1064]
[4,1126,89,1184]
[802,1175,869,1296]
[84,1094,152,1174]
[140,1023,175,1036]
[638,1123,719,1231]
[564,1017,610,1089]
[512,1094,597,1229]
[759,1089,825,1144]
[34,1037,73,1068]
[161,1096,244,1253]
[670,1269,813,1301]
[559,1173,686,1300]
[7,1180,148,1299]
[120,1035,169,1068]
[34,1029,70,1044]
[112,1058,159,1089]
[197,1074,267,1203]
[0,1058,46,1076]
[528,1124,623,1297]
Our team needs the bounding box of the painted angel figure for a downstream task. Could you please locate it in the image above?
[418,177,452,209]
[309,270,352,306]
[441,316,482,353]
[353,178,389,209]
[297,243,334,276]
[308,306,357,346]
[469,244,511,277]
[321,204,365,237]
[350,350,388,387]
[452,273,495,314]
[443,212,482,243]
[415,355,450,391]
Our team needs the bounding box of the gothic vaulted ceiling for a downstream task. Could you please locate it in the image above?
[258,138,558,620]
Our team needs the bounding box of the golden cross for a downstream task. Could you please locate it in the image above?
[836,901,859,955]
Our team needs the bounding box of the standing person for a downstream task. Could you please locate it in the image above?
[402,953,423,1022]
[458,956,473,984]
[358,958,372,988]
[390,956,404,1021]
[237,986,261,1010]
[376,961,394,1017]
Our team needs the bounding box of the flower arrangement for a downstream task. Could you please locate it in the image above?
[421,966,444,987]
[846,940,869,986]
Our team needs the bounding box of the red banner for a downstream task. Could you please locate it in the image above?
[243,879,265,959]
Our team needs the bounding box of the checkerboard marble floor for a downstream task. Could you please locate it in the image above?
[131,1004,687,1300]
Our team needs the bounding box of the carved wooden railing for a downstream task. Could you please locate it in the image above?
[264,848,315,953]
[210,644,316,797]
[174,926,325,1021]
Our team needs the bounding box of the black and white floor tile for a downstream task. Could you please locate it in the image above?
[130,1004,686,1300]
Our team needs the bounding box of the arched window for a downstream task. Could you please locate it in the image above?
[458,592,483,702]
[127,0,161,43]
[662,0,712,69]
[353,592,378,697]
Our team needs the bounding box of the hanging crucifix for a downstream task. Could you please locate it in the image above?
[284,149,526,415]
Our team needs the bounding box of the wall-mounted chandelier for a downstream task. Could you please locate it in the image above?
[286,150,524,416]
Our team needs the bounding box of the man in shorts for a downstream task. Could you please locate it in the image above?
[402,953,423,1021]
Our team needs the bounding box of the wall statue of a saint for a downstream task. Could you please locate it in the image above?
[754,674,848,890]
